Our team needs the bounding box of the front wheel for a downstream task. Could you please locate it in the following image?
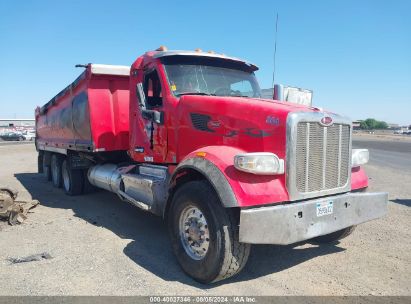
[168,181,250,284]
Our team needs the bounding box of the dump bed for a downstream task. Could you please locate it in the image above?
[35,64,130,153]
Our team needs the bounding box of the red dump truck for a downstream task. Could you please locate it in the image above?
[35,47,388,283]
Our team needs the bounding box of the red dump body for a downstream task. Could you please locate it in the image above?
[35,64,130,152]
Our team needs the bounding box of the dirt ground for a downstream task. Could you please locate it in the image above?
[0,143,409,296]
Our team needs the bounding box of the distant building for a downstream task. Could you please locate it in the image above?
[352,120,362,130]
[0,119,35,128]
[387,123,400,129]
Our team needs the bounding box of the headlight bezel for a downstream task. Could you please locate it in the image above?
[234,152,285,175]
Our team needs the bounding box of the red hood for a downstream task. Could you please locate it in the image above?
[176,95,324,160]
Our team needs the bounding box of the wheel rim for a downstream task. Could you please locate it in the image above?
[179,205,210,260]
[62,162,70,191]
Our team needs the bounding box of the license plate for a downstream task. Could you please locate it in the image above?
[316,201,333,217]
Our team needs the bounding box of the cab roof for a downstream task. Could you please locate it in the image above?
[148,50,259,72]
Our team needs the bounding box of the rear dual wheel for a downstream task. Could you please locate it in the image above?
[50,154,63,188]
[61,159,83,196]
[38,153,44,174]
[42,154,51,181]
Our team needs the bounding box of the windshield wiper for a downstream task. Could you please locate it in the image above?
[176,92,216,97]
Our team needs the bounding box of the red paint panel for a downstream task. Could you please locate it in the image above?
[36,68,130,152]
[175,95,305,162]
[183,146,290,207]
[88,75,130,151]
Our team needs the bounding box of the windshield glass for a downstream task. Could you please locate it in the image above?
[163,63,261,98]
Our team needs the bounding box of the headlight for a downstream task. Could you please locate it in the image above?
[352,149,369,167]
[234,152,284,175]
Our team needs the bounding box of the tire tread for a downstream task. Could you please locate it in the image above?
[169,180,250,283]
[62,159,83,196]
[213,207,250,282]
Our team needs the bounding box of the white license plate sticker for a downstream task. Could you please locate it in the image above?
[316,201,333,217]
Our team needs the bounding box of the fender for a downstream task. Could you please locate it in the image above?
[171,146,290,208]
[171,152,238,208]
[351,166,369,190]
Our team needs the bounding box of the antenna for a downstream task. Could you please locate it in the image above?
[271,13,279,90]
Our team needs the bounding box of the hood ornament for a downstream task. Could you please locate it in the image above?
[320,116,333,126]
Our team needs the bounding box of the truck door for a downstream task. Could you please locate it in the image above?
[132,66,167,163]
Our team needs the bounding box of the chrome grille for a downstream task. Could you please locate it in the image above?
[295,122,350,193]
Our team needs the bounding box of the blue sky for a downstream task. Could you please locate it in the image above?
[0,0,410,125]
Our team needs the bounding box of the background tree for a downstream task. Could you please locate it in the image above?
[360,118,388,129]
[375,121,388,129]
[360,121,369,129]
[364,118,378,129]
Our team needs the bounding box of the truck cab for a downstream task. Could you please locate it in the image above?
[128,48,265,164]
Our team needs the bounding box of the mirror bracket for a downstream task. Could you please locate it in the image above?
[142,109,164,125]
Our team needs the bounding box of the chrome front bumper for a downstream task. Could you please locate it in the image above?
[239,191,388,245]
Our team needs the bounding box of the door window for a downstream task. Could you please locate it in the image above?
[143,69,163,109]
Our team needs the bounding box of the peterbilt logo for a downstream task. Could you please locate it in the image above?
[207,120,222,129]
[266,116,280,125]
[320,116,333,126]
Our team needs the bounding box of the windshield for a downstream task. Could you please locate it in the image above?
[163,64,261,98]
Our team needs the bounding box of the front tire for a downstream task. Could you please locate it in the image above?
[168,181,250,284]
[61,159,83,196]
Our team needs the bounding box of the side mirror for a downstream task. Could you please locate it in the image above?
[274,84,313,107]
[142,109,164,125]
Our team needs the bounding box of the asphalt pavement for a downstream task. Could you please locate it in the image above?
[353,136,411,174]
